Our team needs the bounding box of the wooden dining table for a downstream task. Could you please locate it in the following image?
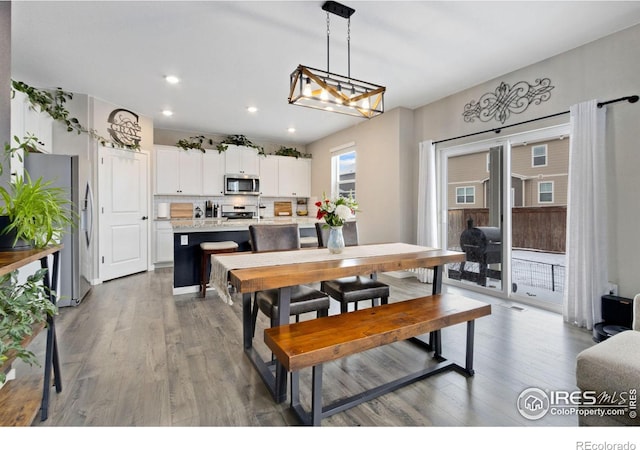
[210,242,466,403]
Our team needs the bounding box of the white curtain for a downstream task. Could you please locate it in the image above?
[415,140,438,283]
[563,100,608,329]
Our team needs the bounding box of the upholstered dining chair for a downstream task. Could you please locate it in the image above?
[249,223,330,335]
[315,221,390,313]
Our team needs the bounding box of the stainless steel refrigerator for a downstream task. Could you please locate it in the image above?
[25,153,94,306]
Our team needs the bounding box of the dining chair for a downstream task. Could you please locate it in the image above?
[249,223,330,335]
[315,221,390,313]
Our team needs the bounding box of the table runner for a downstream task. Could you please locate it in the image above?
[210,243,433,305]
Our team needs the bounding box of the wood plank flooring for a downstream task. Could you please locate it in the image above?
[15,267,597,427]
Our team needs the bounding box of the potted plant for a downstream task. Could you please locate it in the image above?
[0,136,75,250]
[0,268,56,384]
[0,171,75,250]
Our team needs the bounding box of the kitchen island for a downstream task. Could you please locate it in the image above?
[169,217,319,295]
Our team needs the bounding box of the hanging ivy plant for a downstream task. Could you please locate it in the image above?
[274,146,311,159]
[11,79,141,151]
[176,135,213,153]
[217,134,265,155]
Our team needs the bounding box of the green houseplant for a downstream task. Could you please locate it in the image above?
[0,268,56,384]
[0,135,74,382]
[0,171,75,249]
[216,134,265,155]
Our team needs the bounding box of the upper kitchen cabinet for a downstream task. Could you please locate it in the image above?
[11,90,54,155]
[224,144,259,175]
[202,149,226,196]
[258,155,279,197]
[278,156,311,198]
[155,145,203,195]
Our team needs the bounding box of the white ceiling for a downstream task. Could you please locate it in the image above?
[10,1,640,146]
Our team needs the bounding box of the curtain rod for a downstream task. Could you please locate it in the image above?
[433,94,639,145]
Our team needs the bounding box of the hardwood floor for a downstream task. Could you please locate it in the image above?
[19,267,597,428]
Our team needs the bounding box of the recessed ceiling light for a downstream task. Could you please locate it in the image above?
[287,127,296,133]
[165,75,180,84]
[162,109,173,117]
[247,106,258,113]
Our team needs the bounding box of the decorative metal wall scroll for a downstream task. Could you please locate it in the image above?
[107,108,142,147]
[462,78,555,124]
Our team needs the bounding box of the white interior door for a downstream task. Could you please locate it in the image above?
[98,146,149,282]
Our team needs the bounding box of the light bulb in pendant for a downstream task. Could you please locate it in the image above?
[335,84,343,104]
[303,78,312,97]
[361,96,370,110]
[349,86,357,106]
[320,87,329,101]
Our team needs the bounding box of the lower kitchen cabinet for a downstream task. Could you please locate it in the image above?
[155,221,174,264]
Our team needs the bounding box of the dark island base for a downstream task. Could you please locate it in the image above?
[173,227,316,289]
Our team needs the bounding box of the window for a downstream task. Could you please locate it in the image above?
[332,149,356,199]
[456,186,475,204]
[532,144,547,167]
[538,181,553,203]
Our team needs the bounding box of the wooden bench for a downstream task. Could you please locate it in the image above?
[264,293,491,426]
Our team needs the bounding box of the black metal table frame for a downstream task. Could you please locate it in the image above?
[39,249,62,421]
[241,264,446,404]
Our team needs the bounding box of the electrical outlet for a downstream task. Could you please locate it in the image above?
[180,235,188,246]
[608,283,619,296]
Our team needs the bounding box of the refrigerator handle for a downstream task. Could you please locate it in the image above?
[84,182,94,247]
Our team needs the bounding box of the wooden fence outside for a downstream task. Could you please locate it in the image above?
[448,206,567,253]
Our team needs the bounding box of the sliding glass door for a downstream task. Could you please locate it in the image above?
[440,124,570,310]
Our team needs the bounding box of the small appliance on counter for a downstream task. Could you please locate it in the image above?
[194,206,203,218]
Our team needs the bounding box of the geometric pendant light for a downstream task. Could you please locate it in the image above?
[288,1,385,119]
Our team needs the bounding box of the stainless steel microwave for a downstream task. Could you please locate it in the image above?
[224,174,260,195]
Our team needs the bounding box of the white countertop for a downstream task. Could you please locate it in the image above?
[165,216,319,232]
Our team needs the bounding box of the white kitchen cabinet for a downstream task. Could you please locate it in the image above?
[258,155,279,197]
[154,145,203,195]
[202,149,226,195]
[154,221,174,264]
[224,144,259,175]
[11,90,54,158]
[278,156,311,198]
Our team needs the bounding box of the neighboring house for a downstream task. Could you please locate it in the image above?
[448,138,569,209]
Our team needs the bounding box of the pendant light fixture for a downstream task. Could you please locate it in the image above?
[288,1,385,119]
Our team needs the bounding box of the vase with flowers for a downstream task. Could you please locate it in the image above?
[315,193,358,254]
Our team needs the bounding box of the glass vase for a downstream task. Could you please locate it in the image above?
[327,226,345,254]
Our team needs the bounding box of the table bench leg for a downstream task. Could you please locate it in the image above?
[465,320,476,375]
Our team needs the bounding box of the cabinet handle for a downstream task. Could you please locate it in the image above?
[142,216,148,220]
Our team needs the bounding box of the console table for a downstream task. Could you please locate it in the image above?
[0,245,62,426]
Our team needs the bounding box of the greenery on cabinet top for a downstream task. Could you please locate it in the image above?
[175,134,311,158]
[11,79,140,151]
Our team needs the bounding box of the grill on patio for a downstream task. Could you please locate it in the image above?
[459,218,502,286]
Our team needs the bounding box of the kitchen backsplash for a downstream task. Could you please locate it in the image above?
[153,195,309,220]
